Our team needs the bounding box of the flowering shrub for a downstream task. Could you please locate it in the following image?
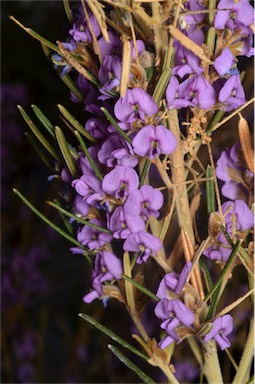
[11,0,254,382]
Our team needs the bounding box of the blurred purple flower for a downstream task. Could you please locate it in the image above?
[132,125,177,159]
[98,31,121,59]
[216,141,254,201]
[108,206,145,239]
[76,219,113,251]
[214,48,237,76]
[218,75,246,111]
[123,231,162,264]
[69,14,100,43]
[124,185,164,219]
[83,251,123,303]
[214,0,254,32]
[98,55,122,99]
[156,262,192,299]
[204,315,233,350]
[85,118,108,140]
[154,298,195,349]
[114,88,158,123]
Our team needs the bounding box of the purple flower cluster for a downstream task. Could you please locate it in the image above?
[154,263,195,349]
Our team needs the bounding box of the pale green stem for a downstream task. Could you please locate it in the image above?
[232,319,254,384]
[203,340,223,384]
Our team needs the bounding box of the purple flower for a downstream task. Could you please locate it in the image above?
[214,48,237,76]
[98,133,138,168]
[173,28,205,77]
[98,31,121,59]
[77,219,113,250]
[52,41,76,76]
[204,200,254,262]
[108,206,145,239]
[85,118,108,140]
[156,262,192,299]
[124,185,164,219]
[204,315,233,350]
[218,74,246,111]
[166,75,216,110]
[73,195,89,217]
[123,231,162,264]
[98,55,122,99]
[72,174,105,206]
[154,298,195,349]
[132,125,177,159]
[114,88,158,123]
[214,0,254,32]
[216,142,254,201]
[71,74,100,112]
[69,14,101,43]
[102,166,139,199]
[83,251,123,303]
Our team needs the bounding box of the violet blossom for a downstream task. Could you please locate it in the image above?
[108,206,145,239]
[85,118,108,140]
[98,31,121,59]
[98,55,122,99]
[69,14,101,43]
[98,133,138,168]
[123,231,162,264]
[214,48,237,76]
[102,166,139,199]
[114,88,158,123]
[154,298,195,349]
[124,185,164,219]
[83,251,123,303]
[204,200,254,262]
[214,0,254,32]
[132,124,177,159]
[218,74,246,111]
[52,41,76,76]
[216,141,254,201]
[204,315,233,350]
[72,174,105,206]
[76,219,113,251]
[156,262,192,299]
[166,75,216,110]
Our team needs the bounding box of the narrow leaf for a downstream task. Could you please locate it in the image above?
[51,199,73,234]
[31,105,55,138]
[78,313,148,360]
[10,16,60,53]
[121,274,159,302]
[63,0,73,23]
[206,165,215,214]
[152,69,171,105]
[61,74,84,102]
[13,189,92,264]
[108,345,156,384]
[18,105,62,163]
[74,130,103,181]
[101,107,132,144]
[55,126,78,178]
[123,252,136,313]
[47,200,112,234]
[58,104,95,143]
[204,240,241,305]
[139,159,150,187]
[25,132,53,170]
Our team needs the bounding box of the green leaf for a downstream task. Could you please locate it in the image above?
[101,107,132,145]
[61,74,84,102]
[121,274,159,302]
[78,313,148,361]
[74,130,103,181]
[108,345,156,384]
[139,159,151,187]
[25,132,53,170]
[58,104,95,143]
[152,69,171,105]
[18,105,62,163]
[47,200,112,234]
[55,126,78,178]
[51,199,73,235]
[31,105,55,138]
[13,189,92,264]
[206,165,215,214]
[204,240,241,307]
[206,110,225,135]
[63,0,73,23]
[10,16,60,53]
